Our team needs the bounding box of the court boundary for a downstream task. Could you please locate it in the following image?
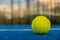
[0,28,59,31]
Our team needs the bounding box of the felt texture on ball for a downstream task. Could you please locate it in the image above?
[32,16,51,34]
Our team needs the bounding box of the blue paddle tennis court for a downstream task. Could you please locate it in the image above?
[0,25,59,40]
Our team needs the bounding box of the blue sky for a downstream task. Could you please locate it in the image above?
[0,0,34,4]
[0,0,26,4]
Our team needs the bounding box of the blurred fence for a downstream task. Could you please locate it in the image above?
[0,0,60,24]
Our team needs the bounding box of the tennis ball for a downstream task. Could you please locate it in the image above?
[32,16,51,34]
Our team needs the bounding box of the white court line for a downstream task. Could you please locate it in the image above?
[0,28,59,31]
[51,28,60,30]
[0,29,32,31]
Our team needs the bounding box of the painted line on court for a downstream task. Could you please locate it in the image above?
[0,29,32,31]
[51,28,60,30]
[0,28,59,31]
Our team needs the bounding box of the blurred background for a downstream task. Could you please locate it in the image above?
[0,0,60,24]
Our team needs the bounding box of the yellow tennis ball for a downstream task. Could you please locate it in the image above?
[32,16,51,34]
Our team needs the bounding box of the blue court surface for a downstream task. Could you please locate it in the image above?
[0,24,60,40]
